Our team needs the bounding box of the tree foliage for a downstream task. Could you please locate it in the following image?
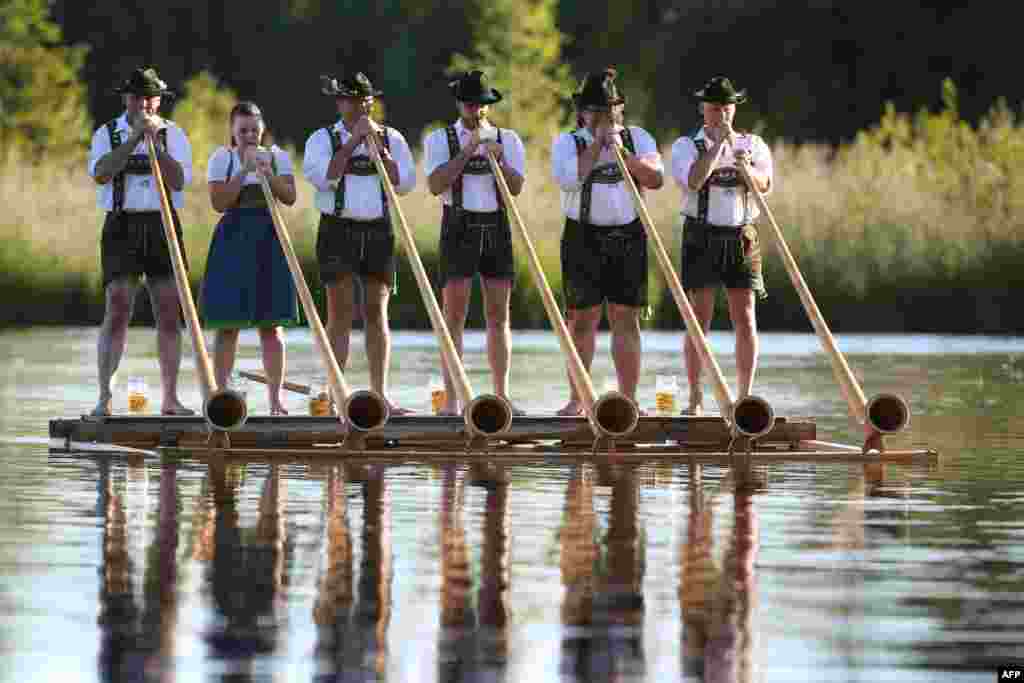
[0,0,90,160]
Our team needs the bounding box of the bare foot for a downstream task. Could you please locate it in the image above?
[161,400,196,416]
[90,396,112,417]
[681,404,704,417]
[270,403,289,416]
[556,400,583,417]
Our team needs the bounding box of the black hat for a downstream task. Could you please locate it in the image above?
[694,76,747,104]
[321,72,383,98]
[572,68,626,110]
[114,67,173,98]
[448,70,503,105]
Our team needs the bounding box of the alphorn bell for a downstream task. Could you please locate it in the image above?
[481,122,638,438]
[363,128,512,439]
[144,131,247,433]
[610,141,774,440]
[735,160,909,451]
[254,151,388,432]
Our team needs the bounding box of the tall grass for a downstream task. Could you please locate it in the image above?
[2,88,1023,332]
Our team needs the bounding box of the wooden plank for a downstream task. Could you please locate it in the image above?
[49,414,816,449]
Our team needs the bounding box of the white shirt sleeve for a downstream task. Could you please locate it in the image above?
[423,128,449,178]
[88,125,112,181]
[629,127,663,171]
[671,136,698,191]
[206,147,231,183]
[167,124,193,186]
[750,135,773,196]
[551,133,582,192]
[502,129,526,179]
[385,128,416,196]
[271,145,294,176]
[303,128,335,192]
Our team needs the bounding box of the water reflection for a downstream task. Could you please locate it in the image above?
[560,465,645,682]
[437,464,511,682]
[205,462,289,676]
[680,462,762,683]
[313,464,392,680]
[97,456,180,682]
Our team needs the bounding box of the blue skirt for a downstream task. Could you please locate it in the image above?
[201,207,299,329]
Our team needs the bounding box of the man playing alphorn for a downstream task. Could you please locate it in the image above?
[670,76,773,416]
[302,72,416,414]
[88,67,194,416]
[424,70,527,416]
[551,68,664,416]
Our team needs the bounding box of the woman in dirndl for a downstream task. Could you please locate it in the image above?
[202,101,298,415]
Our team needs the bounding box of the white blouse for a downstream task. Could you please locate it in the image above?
[206,145,294,184]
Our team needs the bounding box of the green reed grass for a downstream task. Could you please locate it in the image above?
[2,89,1023,332]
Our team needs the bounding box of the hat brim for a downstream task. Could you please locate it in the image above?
[323,87,385,98]
[114,85,174,98]
[694,88,747,104]
[455,89,503,105]
[572,94,626,110]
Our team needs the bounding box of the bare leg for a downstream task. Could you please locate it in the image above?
[683,288,717,415]
[607,303,642,404]
[364,277,409,413]
[557,305,602,416]
[258,326,287,415]
[725,288,758,399]
[94,278,140,415]
[148,278,193,414]
[481,277,521,414]
[213,329,240,391]
[325,276,356,377]
[440,278,472,415]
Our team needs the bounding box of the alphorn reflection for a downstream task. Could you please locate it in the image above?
[680,463,762,683]
[206,462,288,672]
[560,465,645,681]
[437,465,512,682]
[313,464,393,679]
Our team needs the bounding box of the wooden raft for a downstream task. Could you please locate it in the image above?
[50,413,815,450]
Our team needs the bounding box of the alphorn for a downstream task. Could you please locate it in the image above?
[256,162,388,432]
[144,133,246,432]
[364,130,512,438]
[610,143,774,439]
[484,141,638,438]
[735,161,909,450]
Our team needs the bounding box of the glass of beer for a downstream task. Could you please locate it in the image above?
[429,375,446,415]
[309,375,332,417]
[127,377,148,413]
[656,374,678,416]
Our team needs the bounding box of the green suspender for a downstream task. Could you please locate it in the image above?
[572,127,636,225]
[107,120,168,214]
[445,125,504,212]
[691,132,749,224]
[328,127,391,218]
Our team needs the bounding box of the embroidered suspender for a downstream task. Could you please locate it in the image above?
[572,127,636,225]
[692,132,750,225]
[445,124,504,213]
[328,127,391,218]
[107,119,168,214]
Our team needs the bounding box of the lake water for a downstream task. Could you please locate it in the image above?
[1,327,1023,682]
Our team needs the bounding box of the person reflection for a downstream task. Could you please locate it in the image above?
[680,462,762,683]
[313,464,393,680]
[206,462,288,675]
[437,464,512,682]
[138,460,182,682]
[97,457,143,682]
[560,464,646,681]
